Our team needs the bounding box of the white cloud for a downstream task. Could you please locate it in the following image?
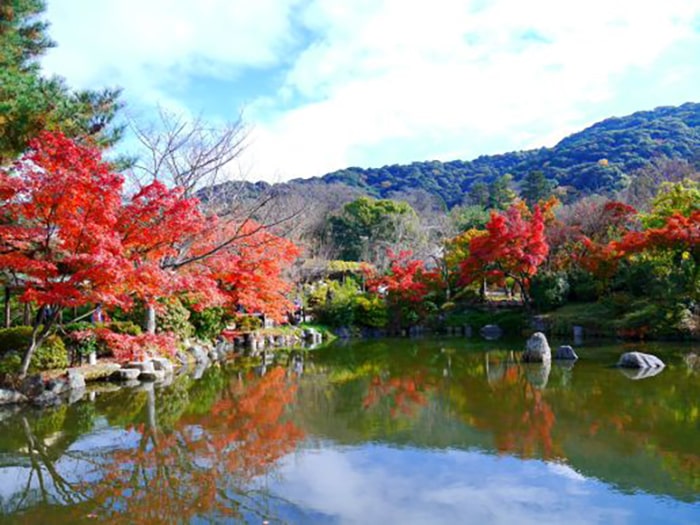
[42,0,303,112]
[247,0,700,180]
[41,0,700,182]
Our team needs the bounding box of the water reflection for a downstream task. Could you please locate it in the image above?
[0,339,699,523]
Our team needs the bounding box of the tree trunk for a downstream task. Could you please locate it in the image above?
[3,286,10,328]
[145,304,156,335]
[19,307,59,379]
[23,303,31,326]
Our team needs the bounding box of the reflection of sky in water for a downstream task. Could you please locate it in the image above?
[2,425,700,524]
[0,425,139,509]
[264,445,700,525]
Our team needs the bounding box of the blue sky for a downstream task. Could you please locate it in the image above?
[41,0,700,183]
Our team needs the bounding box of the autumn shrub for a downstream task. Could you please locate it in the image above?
[530,271,570,311]
[96,329,178,361]
[66,329,99,361]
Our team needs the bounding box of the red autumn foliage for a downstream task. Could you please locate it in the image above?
[190,219,301,320]
[0,131,129,309]
[1,131,301,342]
[460,204,549,302]
[95,329,178,361]
[366,249,437,304]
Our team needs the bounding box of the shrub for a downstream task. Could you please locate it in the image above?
[190,307,228,340]
[530,271,570,311]
[310,279,360,328]
[354,294,388,328]
[33,335,69,371]
[235,314,262,332]
[96,329,177,361]
[157,299,194,340]
[0,327,68,372]
[107,321,142,336]
[0,326,39,354]
[567,268,599,302]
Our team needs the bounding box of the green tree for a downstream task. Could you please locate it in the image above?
[0,0,123,165]
[487,174,516,210]
[521,170,554,207]
[641,179,700,228]
[467,181,489,207]
[328,197,420,263]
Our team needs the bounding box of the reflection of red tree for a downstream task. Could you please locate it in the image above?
[362,372,429,418]
[475,362,561,460]
[77,367,303,524]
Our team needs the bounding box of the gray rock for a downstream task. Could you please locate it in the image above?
[150,357,174,375]
[175,350,189,366]
[480,324,503,340]
[67,368,86,390]
[125,361,155,373]
[111,368,141,381]
[186,345,209,364]
[554,345,578,361]
[139,370,165,382]
[192,361,208,380]
[155,373,174,388]
[0,389,28,405]
[32,391,60,408]
[617,352,665,369]
[47,378,68,395]
[20,375,45,397]
[523,332,552,363]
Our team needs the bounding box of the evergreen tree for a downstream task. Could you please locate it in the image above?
[522,170,554,206]
[488,174,517,210]
[467,181,489,207]
[0,0,123,164]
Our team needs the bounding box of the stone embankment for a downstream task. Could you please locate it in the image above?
[0,327,327,409]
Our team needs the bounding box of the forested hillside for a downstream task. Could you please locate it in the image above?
[288,102,700,207]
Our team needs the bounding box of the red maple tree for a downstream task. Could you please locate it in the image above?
[460,204,549,304]
[0,131,130,375]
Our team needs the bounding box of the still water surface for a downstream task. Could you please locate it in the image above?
[1,337,699,524]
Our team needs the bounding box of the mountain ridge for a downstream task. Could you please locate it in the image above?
[274,102,700,207]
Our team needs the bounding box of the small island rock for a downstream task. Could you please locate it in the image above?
[523,332,552,363]
[617,352,665,369]
[554,345,578,360]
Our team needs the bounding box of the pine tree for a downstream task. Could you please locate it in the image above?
[0,1,123,164]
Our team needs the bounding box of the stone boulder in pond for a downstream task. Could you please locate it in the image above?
[617,352,664,369]
[523,332,551,363]
[554,345,578,360]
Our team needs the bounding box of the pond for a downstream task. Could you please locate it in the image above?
[0,337,699,524]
